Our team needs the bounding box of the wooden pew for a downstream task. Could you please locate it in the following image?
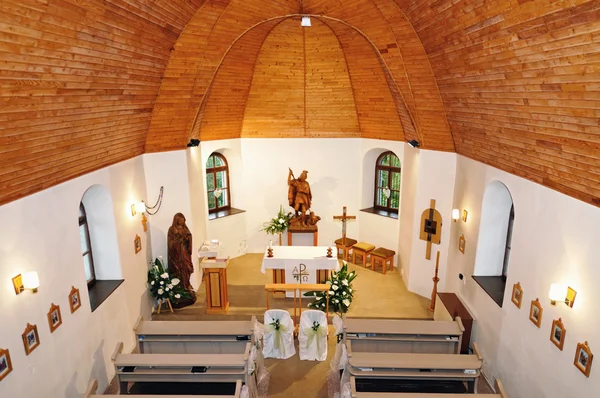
[133,316,254,354]
[344,318,464,354]
[84,378,242,397]
[112,342,249,394]
[349,378,508,398]
[347,343,483,394]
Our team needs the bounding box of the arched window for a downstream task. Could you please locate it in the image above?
[79,203,95,286]
[206,153,231,214]
[374,151,401,212]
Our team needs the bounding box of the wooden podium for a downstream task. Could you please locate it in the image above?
[201,257,229,314]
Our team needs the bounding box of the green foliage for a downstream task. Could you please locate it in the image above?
[304,262,357,315]
[261,205,292,235]
[147,257,190,302]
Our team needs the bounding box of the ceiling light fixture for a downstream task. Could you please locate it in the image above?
[301,16,311,27]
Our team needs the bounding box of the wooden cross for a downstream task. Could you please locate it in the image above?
[419,199,442,260]
[333,206,356,246]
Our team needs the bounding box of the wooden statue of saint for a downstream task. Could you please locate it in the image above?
[288,168,320,229]
[167,213,197,308]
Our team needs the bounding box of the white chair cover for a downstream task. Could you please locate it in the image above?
[249,318,270,398]
[263,309,295,359]
[298,309,328,361]
[327,315,346,397]
[340,366,352,398]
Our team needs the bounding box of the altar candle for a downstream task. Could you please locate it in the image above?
[329,240,333,248]
[269,240,272,249]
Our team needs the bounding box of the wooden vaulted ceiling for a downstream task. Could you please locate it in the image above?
[1,0,599,207]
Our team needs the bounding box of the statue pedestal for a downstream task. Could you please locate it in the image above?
[287,225,318,246]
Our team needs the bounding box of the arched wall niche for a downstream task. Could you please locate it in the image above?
[473,181,514,277]
[80,185,122,280]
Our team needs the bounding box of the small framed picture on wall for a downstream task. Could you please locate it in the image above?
[0,348,13,382]
[550,318,566,351]
[511,282,523,309]
[47,303,63,333]
[458,235,466,254]
[134,234,142,254]
[22,323,40,356]
[574,341,593,377]
[529,298,543,328]
[69,286,82,313]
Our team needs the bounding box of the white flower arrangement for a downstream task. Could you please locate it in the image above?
[262,205,292,235]
[147,257,189,303]
[305,261,357,315]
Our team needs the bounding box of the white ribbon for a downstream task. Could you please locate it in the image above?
[304,322,327,359]
[265,321,288,357]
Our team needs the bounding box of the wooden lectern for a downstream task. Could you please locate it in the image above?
[200,257,229,314]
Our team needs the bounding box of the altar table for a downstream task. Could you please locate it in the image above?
[261,246,339,297]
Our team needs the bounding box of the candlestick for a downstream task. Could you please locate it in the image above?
[267,248,273,258]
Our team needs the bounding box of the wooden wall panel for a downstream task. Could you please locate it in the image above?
[394,0,600,206]
[193,20,281,140]
[236,18,360,138]
[0,0,200,206]
[145,0,299,150]
[330,21,404,141]
[305,0,454,150]
[241,19,306,137]
[304,19,361,136]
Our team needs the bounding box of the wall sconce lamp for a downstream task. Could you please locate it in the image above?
[407,139,420,148]
[12,272,40,295]
[301,16,311,27]
[452,209,460,222]
[549,284,577,307]
[131,186,164,232]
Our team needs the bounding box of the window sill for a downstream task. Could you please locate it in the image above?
[471,275,505,308]
[360,207,399,220]
[88,279,124,312]
[208,207,245,220]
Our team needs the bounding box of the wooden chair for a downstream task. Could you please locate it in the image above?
[352,242,375,267]
[335,237,357,261]
[370,247,396,275]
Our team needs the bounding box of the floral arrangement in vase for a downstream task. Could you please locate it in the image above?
[147,257,190,302]
[304,261,357,315]
[261,205,292,241]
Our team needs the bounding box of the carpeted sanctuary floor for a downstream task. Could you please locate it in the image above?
[104,253,493,395]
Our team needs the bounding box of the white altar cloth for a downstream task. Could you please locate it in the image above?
[261,246,340,297]
[261,246,339,273]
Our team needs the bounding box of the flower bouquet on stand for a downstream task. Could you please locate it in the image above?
[261,205,292,246]
[147,257,190,313]
[304,261,357,315]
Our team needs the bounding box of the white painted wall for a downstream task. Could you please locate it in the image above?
[0,157,152,398]
[447,156,600,398]
[196,138,411,261]
[406,150,457,297]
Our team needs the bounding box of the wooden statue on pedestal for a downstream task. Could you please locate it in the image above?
[167,213,197,308]
[287,168,320,245]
